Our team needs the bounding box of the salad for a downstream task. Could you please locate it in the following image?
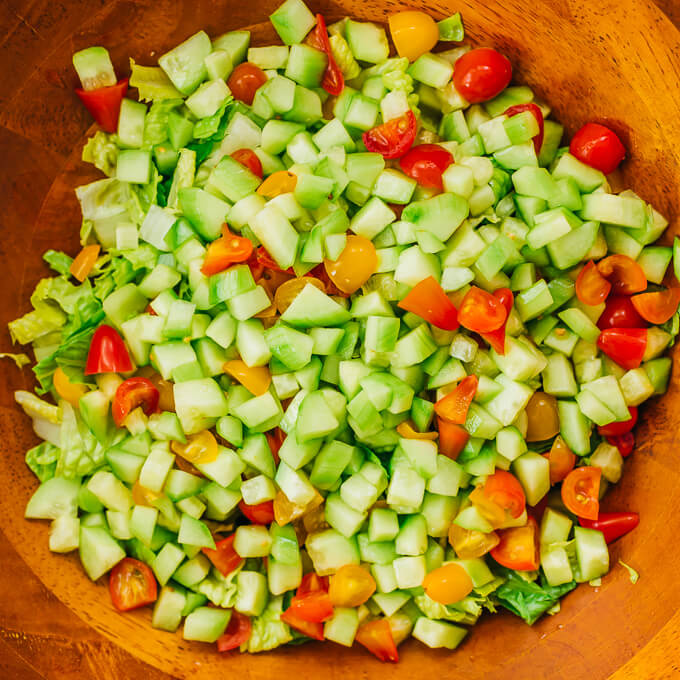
[9,0,680,661]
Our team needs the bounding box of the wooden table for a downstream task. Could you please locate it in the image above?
[1,1,679,678]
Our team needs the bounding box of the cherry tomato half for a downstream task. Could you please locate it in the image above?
[308,14,344,96]
[298,571,329,597]
[482,470,526,519]
[201,229,254,276]
[597,406,637,437]
[355,619,399,663]
[490,516,539,571]
[570,122,626,175]
[399,144,454,190]
[202,534,244,577]
[434,375,478,425]
[75,79,128,133]
[329,564,376,607]
[224,359,271,396]
[453,48,512,104]
[579,511,639,544]
[561,466,601,520]
[109,557,157,611]
[363,110,417,159]
[324,235,378,294]
[388,11,440,62]
[437,418,469,460]
[239,500,275,525]
[217,611,252,652]
[84,325,133,375]
[597,295,646,330]
[112,377,159,427]
[525,392,560,442]
[397,276,459,330]
[575,260,611,306]
[480,288,514,354]
[543,436,576,485]
[597,327,647,370]
[422,562,474,605]
[256,170,298,199]
[505,103,544,153]
[227,63,267,105]
[231,148,263,178]
[597,254,647,295]
[53,366,88,406]
[632,288,680,324]
[607,431,635,458]
[280,608,325,640]
[458,286,508,333]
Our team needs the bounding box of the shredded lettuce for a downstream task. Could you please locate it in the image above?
[25,441,60,482]
[82,131,119,176]
[167,148,196,209]
[14,391,61,423]
[0,352,30,368]
[619,560,639,584]
[143,98,183,147]
[75,178,133,222]
[329,34,360,80]
[9,303,66,345]
[244,595,293,653]
[194,566,241,608]
[129,59,183,102]
[193,99,233,140]
[43,250,74,276]
[55,401,101,478]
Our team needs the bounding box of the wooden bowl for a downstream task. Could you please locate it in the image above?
[1,1,680,678]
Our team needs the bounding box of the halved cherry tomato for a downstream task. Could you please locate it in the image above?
[597,255,647,295]
[109,557,157,611]
[396,420,438,440]
[265,428,285,465]
[273,488,323,526]
[399,144,454,190]
[570,122,626,175]
[490,517,539,571]
[597,327,647,370]
[480,288,514,354]
[598,295,646,330]
[298,571,329,597]
[286,590,334,623]
[70,244,101,282]
[137,368,175,412]
[201,229,254,276]
[53,366,88,406]
[505,103,544,153]
[543,435,576,484]
[355,619,399,663]
[632,288,680,324]
[328,564,376,607]
[274,276,325,314]
[481,470,526,519]
[280,608,325,640]
[363,110,417,159]
[607,432,635,458]
[397,276,459,330]
[307,14,344,96]
[217,611,252,652]
[422,562,474,605]
[75,78,128,133]
[239,500,275,525]
[112,377,159,427]
[256,171,298,199]
[171,430,219,465]
[388,11,439,62]
[598,406,637,437]
[202,534,244,577]
[525,392,560,442]
[448,524,500,559]
[227,63,267,105]
[458,286,508,333]
[434,375,478,424]
[85,325,133,375]
[437,419,469,460]
[575,260,611,306]
[324,235,378,294]
[224,359,271,396]
[453,48,512,104]
[561,466,601,520]
[231,148,263,178]
[579,511,639,544]
[308,262,350,297]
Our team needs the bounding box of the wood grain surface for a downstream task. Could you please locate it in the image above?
[1,1,680,678]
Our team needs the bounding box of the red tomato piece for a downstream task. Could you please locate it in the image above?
[607,432,635,458]
[504,103,544,152]
[597,327,647,370]
[597,254,647,295]
[453,48,512,104]
[579,512,640,544]
[265,428,285,465]
[201,229,254,276]
[239,500,275,525]
[217,611,252,652]
[575,261,612,306]
[631,288,680,324]
[490,517,539,571]
[298,572,329,597]
[228,63,267,105]
[202,534,244,577]
[480,288,514,354]
[109,557,157,612]
[434,375,478,425]
[597,406,638,437]
[437,418,469,460]
[255,246,294,274]
[397,276,459,330]
[458,286,508,333]
[363,110,417,159]
[280,608,325,640]
[309,14,344,96]
[399,143,454,190]
[570,122,626,174]
[598,295,647,330]
[483,470,526,519]
[112,377,159,427]
[355,619,399,663]
[84,325,133,375]
[75,79,128,133]
[285,590,334,623]
[561,467,601,520]
[230,148,263,178]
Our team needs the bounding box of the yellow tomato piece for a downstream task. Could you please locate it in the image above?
[273,488,323,526]
[53,366,88,406]
[70,244,101,282]
[525,392,560,442]
[448,523,500,559]
[324,235,377,294]
[468,486,507,529]
[274,276,325,314]
[396,420,438,440]
[329,564,377,607]
[256,170,297,198]
[224,359,272,396]
[388,11,440,62]
[171,430,219,464]
[422,562,474,605]
[132,480,162,507]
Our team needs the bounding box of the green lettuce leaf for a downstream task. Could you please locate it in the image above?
[25,441,60,482]
[9,303,66,345]
[193,98,233,140]
[82,131,119,176]
[0,352,30,368]
[194,566,241,608]
[43,250,74,276]
[130,59,183,102]
[14,391,61,423]
[55,401,99,478]
[119,244,160,271]
[143,98,183,147]
[329,34,360,80]
[75,178,133,222]
[245,595,293,653]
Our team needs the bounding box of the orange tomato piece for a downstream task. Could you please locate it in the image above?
[575,260,612,305]
[480,470,526,519]
[448,524,500,559]
[201,228,253,276]
[224,359,271,396]
[543,435,576,484]
[458,286,508,333]
[171,430,219,465]
[256,170,297,198]
[324,235,378,294]
[273,488,324,526]
[355,619,399,663]
[53,366,88,406]
[328,564,376,607]
[388,11,439,62]
[395,420,438,440]
[490,516,540,571]
[422,562,474,605]
[437,418,469,460]
[525,392,560,442]
[597,254,647,294]
[631,288,680,324]
[561,466,601,520]
[434,375,478,424]
[274,276,325,314]
[70,244,101,282]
